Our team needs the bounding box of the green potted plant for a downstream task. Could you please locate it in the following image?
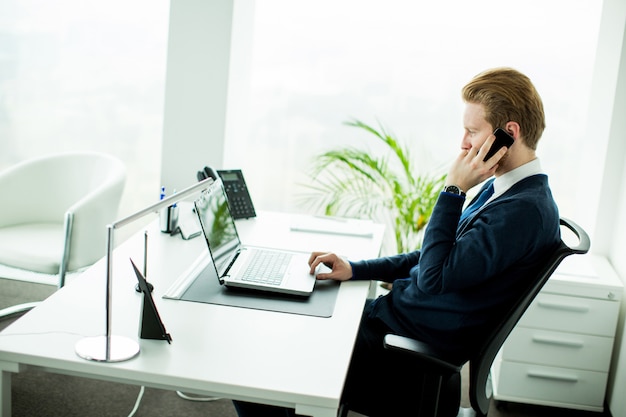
[299,119,446,254]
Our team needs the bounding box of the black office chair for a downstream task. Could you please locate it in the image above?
[377,217,590,417]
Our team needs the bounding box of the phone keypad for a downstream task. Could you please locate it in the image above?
[219,170,257,219]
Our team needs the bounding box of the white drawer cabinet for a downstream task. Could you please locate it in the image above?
[502,327,614,371]
[492,254,623,412]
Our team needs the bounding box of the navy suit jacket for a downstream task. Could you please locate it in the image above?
[350,174,561,357]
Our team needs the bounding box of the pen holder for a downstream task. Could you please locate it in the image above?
[159,205,179,234]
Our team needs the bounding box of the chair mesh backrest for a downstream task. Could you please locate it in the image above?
[468,218,590,415]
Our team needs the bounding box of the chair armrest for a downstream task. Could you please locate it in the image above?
[383,334,464,374]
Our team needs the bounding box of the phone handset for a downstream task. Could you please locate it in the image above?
[484,128,515,161]
[197,166,219,182]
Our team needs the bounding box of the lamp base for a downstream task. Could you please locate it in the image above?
[75,335,140,362]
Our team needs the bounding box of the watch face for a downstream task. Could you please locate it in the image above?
[445,185,461,195]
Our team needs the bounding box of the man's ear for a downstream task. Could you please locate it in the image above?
[504,121,521,140]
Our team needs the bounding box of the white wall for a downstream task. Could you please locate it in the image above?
[160,0,234,195]
[609,160,626,416]
[600,1,626,413]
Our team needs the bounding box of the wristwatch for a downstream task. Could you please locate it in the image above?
[443,185,466,197]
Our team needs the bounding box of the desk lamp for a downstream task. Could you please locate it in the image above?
[75,177,214,362]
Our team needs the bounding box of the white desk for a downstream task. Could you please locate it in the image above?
[0,211,384,417]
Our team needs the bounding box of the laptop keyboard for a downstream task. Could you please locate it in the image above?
[240,250,293,285]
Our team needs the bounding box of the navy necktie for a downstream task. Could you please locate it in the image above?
[460,181,494,222]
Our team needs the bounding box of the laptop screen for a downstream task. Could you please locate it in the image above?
[194,178,241,277]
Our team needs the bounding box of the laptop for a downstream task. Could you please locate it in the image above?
[194,178,317,297]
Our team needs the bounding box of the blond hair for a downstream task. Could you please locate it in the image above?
[462,67,545,150]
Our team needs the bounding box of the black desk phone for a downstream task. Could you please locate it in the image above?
[197,166,257,219]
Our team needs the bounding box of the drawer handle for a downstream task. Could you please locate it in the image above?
[527,370,579,383]
[537,300,589,313]
[532,335,584,348]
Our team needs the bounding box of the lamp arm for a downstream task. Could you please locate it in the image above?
[111,177,214,230]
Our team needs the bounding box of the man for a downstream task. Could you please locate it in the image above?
[233,67,561,416]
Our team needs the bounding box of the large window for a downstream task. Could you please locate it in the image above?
[0,0,170,223]
[225,0,601,222]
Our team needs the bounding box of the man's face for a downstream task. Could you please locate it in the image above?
[462,102,509,172]
[462,102,493,151]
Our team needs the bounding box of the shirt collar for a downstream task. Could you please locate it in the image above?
[491,158,543,200]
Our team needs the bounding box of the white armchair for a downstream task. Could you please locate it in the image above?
[0,151,126,318]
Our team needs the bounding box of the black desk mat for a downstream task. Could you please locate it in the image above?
[178,262,339,318]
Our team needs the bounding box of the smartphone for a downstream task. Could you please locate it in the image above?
[484,128,515,161]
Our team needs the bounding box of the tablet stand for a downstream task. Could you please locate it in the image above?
[131,258,172,343]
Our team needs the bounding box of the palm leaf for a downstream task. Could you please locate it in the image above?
[298,119,446,253]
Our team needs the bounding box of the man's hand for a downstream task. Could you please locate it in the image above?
[447,133,508,192]
[308,252,353,281]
